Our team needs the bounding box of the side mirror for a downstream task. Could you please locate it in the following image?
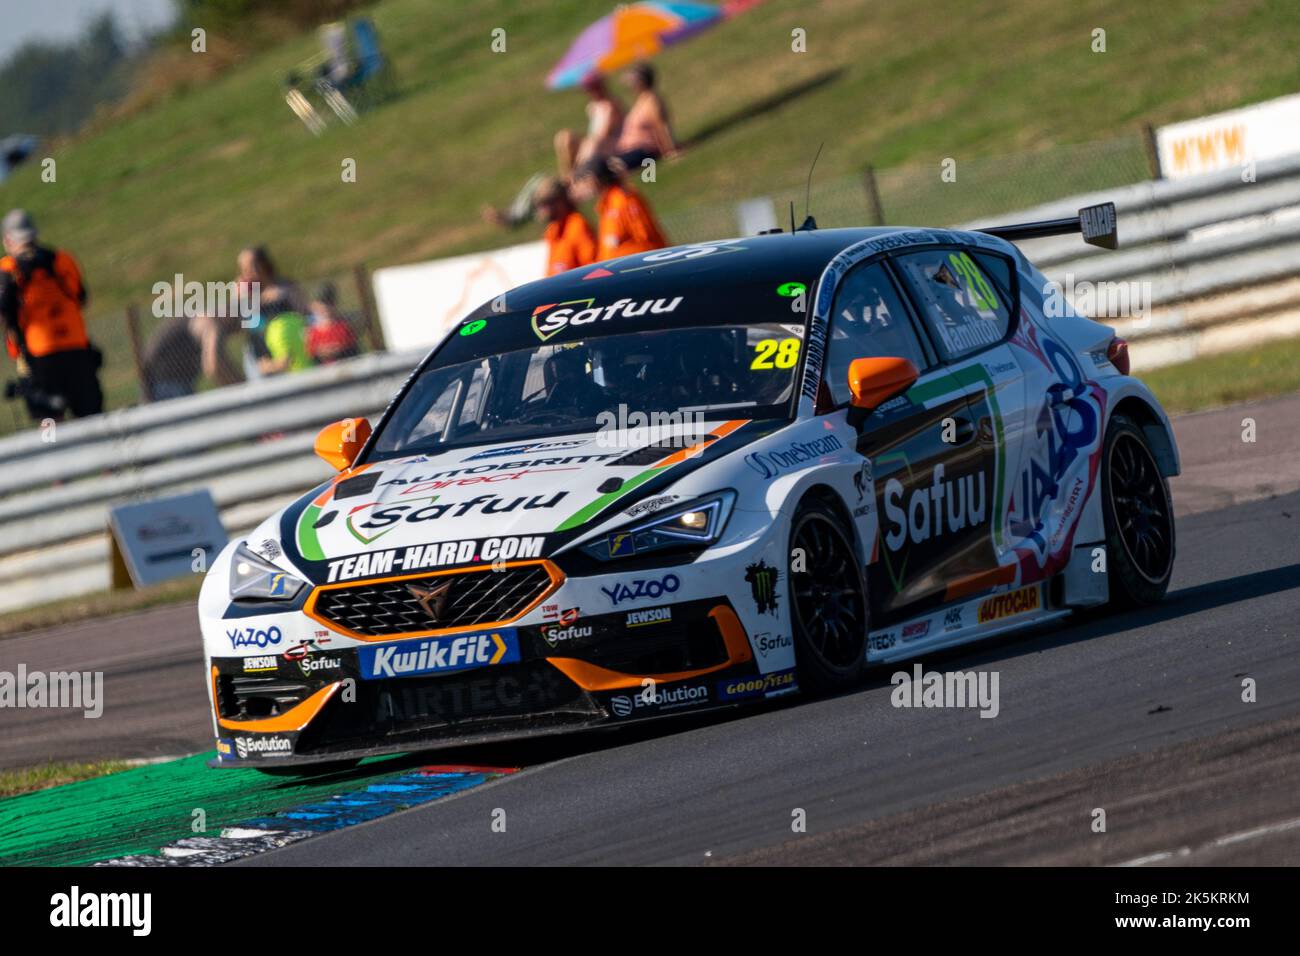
[315,417,372,471]
[847,357,920,411]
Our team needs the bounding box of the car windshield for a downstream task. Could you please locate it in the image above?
[370,323,802,458]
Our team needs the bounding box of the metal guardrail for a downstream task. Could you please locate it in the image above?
[3,155,1299,612]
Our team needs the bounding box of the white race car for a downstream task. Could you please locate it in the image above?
[199,204,1178,771]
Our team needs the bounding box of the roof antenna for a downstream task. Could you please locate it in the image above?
[798,142,823,231]
[789,200,795,234]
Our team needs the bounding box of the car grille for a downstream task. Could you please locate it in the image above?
[309,562,557,638]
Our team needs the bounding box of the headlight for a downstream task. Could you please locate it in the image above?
[581,491,736,561]
[229,542,306,601]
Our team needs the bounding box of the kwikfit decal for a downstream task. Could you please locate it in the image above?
[745,434,843,479]
[358,630,520,679]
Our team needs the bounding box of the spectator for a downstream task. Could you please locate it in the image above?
[614,63,677,171]
[235,245,304,380]
[306,282,359,364]
[0,209,103,421]
[572,157,668,260]
[139,313,240,402]
[534,177,597,275]
[260,304,312,375]
[554,73,624,178]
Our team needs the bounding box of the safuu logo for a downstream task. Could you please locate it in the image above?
[601,573,680,606]
[745,434,843,479]
[358,630,520,679]
[541,623,592,646]
[882,463,986,551]
[227,626,282,650]
[234,736,292,758]
[297,656,342,676]
[355,492,567,530]
[755,633,793,658]
[530,296,683,341]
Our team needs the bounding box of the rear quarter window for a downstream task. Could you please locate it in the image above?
[895,248,1011,360]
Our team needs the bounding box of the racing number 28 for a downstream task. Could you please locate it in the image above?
[751,337,801,370]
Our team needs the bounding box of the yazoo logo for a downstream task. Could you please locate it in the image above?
[601,574,680,606]
[358,630,519,680]
[227,626,282,649]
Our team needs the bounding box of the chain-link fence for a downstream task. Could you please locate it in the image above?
[1,133,1155,438]
[0,264,385,438]
[659,133,1153,244]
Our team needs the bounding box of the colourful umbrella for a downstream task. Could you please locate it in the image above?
[547,2,724,90]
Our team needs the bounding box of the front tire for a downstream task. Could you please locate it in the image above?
[1101,414,1175,607]
[789,498,868,694]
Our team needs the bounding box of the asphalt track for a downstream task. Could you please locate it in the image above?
[3,393,1299,865]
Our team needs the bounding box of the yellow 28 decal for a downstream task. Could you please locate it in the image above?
[751,337,801,370]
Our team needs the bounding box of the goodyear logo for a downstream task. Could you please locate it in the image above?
[977,585,1040,624]
[358,629,519,680]
[718,669,797,701]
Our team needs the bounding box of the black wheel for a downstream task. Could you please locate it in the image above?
[255,759,360,777]
[789,498,868,693]
[1101,414,1175,607]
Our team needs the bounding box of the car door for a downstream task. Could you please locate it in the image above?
[889,245,1029,605]
[819,258,994,626]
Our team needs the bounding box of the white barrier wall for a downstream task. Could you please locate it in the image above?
[1156,92,1300,180]
[372,239,547,351]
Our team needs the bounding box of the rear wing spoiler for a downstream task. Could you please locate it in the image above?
[976,201,1118,250]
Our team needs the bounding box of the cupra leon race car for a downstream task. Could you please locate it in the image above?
[199,202,1179,770]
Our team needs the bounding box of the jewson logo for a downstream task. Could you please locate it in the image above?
[1043,274,1152,323]
[745,434,843,479]
[531,296,683,341]
[0,666,103,718]
[227,626,283,650]
[890,663,1000,719]
[601,574,680,606]
[595,404,708,449]
[358,630,519,679]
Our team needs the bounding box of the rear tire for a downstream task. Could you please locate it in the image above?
[788,498,868,694]
[1101,414,1175,607]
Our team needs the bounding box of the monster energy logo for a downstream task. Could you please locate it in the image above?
[745,560,780,615]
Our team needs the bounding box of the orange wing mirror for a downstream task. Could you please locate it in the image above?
[315,417,372,471]
[847,357,920,411]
